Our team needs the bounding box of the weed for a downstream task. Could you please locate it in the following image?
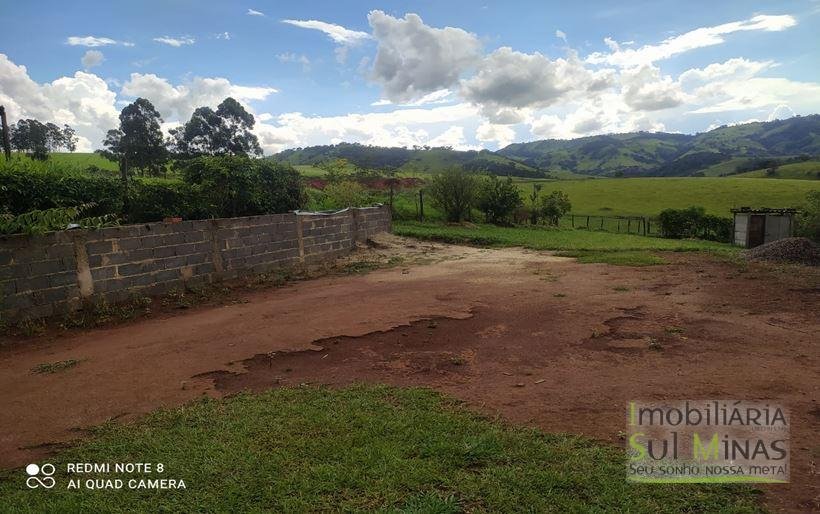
[31,359,79,374]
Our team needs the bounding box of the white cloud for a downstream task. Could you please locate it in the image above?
[121,73,277,122]
[678,57,774,84]
[66,36,132,47]
[247,8,265,17]
[371,89,453,107]
[767,104,795,121]
[254,103,480,153]
[153,36,196,47]
[0,54,118,152]
[282,19,371,45]
[586,14,797,67]
[555,29,567,43]
[368,10,481,103]
[277,52,311,71]
[687,77,820,114]
[621,65,685,111]
[461,47,609,123]
[427,126,479,150]
[81,50,104,70]
[216,32,231,40]
[476,122,515,148]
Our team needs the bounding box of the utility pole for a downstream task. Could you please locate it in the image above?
[0,106,11,160]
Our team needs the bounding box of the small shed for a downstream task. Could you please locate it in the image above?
[731,207,796,248]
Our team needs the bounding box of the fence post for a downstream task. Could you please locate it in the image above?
[0,106,11,160]
[643,217,647,236]
[600,217,604,230]
[586,215,590,229]
[418,189,424,222]
[571,215,574,228]
[627,218,631,233]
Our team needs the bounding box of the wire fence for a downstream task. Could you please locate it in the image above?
[558,214,661,237]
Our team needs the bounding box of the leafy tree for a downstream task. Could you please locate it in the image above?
[477,175,522,225]
[538,190,571,226]
[9,119,77,160]
[169,97,262,158]
[98,98,168,176]
[428,168,479,222]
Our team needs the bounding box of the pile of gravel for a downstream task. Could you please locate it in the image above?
[745,237,820,266]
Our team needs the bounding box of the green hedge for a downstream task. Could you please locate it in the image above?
[1,155,305,225]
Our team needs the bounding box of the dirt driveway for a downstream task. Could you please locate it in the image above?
[1,235,818,512]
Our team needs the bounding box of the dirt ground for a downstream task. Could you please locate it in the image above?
[1,235,818,512]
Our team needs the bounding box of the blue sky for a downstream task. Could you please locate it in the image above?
[1,0,819,153]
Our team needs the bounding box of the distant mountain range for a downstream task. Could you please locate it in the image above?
[273,115,820,178]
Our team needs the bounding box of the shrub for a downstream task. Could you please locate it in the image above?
[477,175,522,225]
[321,181,371,209]
[428,168,479,222]
[796,191,820,242]
[658,206,732,242]
[0,156,122,217]
[539,190,572,226]
[179,156,304,218]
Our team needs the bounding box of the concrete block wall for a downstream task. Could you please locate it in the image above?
[0,205,391,322]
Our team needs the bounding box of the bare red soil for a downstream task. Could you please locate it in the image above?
[1,237,817,512]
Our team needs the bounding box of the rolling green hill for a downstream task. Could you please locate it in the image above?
[499,115,820,177]
[273,115,819,179]
[273,143,554,179]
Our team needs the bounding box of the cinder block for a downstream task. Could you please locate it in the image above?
[86,240,113,256]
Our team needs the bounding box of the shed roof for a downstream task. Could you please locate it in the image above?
[730,207,797,215]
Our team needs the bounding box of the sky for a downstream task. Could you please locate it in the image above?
[1,0,819,154]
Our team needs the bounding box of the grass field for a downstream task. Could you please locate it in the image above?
[44,152,119,171]
[395,222,733,254]
[735,160,820,180]
[513,177,819,217]
[0,385,760,512]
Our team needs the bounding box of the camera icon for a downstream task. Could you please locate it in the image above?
[26,463,56,489]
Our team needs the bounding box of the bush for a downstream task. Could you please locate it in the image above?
[428,168,479,222]
[321,181,371,209]
[658,206,732,242]
[477,175,522,225]
[0,156,123,217]
[179,156,304,218]
[796,191,820,242]
[539,190,572,226]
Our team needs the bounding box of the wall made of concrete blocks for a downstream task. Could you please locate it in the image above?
[0,205,391,322]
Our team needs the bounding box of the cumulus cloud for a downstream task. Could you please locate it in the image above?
[678,57,774,84]
[555,29,567,43]
[121,73,277,122]
[529,94,665,139]
[81,50,104,70]
[66,36,133,47]
[621,65,685,111]
[461,47,610,123]
[253,103,479,153]
[427,126,479,150]
[247,8,265,16]
[586,14,797,67]
[368,10,481,103]
[476,122,516,148]
[0,54,118,151]
[153,36,196,47]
